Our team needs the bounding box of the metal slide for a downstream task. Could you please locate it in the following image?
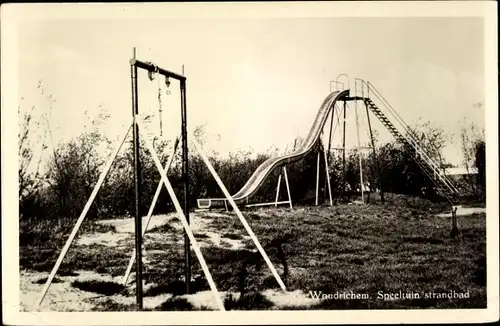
[197,89,350,208]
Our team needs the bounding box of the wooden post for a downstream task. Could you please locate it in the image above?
[341,101,347,198]
[275,174,282,207]
[325,105,336,200]
[323,145,333,206]
[354,99,365,203]
[315,152,320,206]
[283,167,293,209]
[450,206,461,238]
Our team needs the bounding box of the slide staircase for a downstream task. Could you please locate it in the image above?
[358,80,460,204]
[197,78,461,209]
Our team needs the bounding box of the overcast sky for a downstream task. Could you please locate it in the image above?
[11,3,489,166]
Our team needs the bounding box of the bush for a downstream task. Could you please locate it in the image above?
[474,141,485,200]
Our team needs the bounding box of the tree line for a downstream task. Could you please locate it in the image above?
[18,93,486,221]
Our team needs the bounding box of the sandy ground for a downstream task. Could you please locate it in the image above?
[21,211,316,312]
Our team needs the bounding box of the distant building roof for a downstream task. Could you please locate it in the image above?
[445,167,478,175]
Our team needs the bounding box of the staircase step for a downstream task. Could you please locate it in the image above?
[368,98,458,199]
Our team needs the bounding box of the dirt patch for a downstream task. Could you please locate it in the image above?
[96,213,177,233]
[77,231,130,247]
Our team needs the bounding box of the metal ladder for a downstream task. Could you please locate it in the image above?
[354,79,460,203]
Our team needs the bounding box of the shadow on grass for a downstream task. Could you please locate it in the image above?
[144,278,209,297]
[224,291,274,310]
[20,218,116,248]
[472,255,486,286]
[400,236,444,245]
[57,269,80,277]
[21,243,129,279]
[91,298,137,311]
[33,277,63,284]
[148,223,177,233]
[194,233,211,239]
[153,297,193,311]
[71,280,127,296]
[222,232,244,240]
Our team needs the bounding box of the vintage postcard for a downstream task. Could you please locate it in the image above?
[2,1,498,325]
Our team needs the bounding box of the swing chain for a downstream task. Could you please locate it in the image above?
[165,76,171,95]
[146,61,170,137]
[157,68,163,136]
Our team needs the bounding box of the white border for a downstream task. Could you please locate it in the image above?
[2,1,498,325]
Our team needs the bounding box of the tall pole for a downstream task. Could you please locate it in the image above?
[181,64,191,294]
[365,99,385,202]
[131,47,143,310]
[323,142,333,206]
[325,105,335,199]
[315,151,320,206]
[355,99,365,203]
[327,79,335,193]
[342,101,347,197]
[327,105,335,155]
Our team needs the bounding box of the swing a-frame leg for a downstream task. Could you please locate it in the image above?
[137,119,226,311]
[35,123,133,309]
[193,140,287,292]
[122,119,287,311]
[122,135,181,285]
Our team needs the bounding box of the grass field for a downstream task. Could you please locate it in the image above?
[19,194,486,311]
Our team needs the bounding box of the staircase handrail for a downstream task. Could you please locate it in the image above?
[363,80,459,194]
[366,81,447,172]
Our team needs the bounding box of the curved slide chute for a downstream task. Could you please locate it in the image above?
[198,89,350,208]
